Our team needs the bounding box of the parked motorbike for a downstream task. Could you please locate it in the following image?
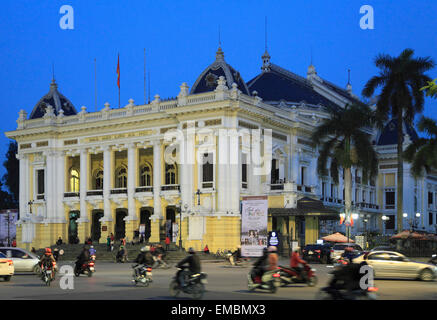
[278,264,318,287]
[169,266,208,300]
[247,269,281,293]
[74,260,95,277]
[132,264,153,287]
[428,254,437,265]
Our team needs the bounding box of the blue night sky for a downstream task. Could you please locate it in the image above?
[0,0,436,188]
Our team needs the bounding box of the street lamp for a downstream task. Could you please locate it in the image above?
[196,189,201,206]
[5,210,15,247]
[403,213,409,231]
[177,201,189,251]
[382,215,389,235]
[414,212,421,230]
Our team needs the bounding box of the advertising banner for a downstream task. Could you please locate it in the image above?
[241,196,268,257]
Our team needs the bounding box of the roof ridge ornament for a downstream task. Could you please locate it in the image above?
[261,50,271,72]
[216,46,225,61]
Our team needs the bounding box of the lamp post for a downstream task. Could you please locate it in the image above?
[382,215,389,235]
[196,189,201,206]
[414,212,421,231]
[177,201,188,251]
[5,210,15,247]
[403,212,409,231]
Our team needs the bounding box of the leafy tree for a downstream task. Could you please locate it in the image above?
[421,78,437,98]
[2,141,19,206]
[404,117,437,177]
[362,49,435,232]
[312,104,378,239]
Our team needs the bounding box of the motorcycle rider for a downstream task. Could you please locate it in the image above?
[176,247,201,288]
[133,246,154,277]
[39,248,56,279]
[290,246,308,281]
[153,244,167,267]
[89,245,97,260]
[250,247,269,282]
[341,247,358,263]
[328,259,369,299]
[75,245,90,272]
[267,246,279,271]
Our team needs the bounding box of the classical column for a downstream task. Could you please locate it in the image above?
[45,150,55,221]
[18,153,29,218]
[217,129,228,213]
[78,148,89,223]
[153,140,162,217]
[55,151,65,222]
[102,146,112,221]
[229,129,240,213]
[127,143,137,220]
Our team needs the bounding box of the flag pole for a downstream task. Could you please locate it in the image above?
[117,53,120,108]
[144,48,146,105]
[94,58,97,112]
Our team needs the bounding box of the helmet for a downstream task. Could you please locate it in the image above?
[262,247,268,254]
[90,246,94,249]
[188,247,195,254]
[268,246,277,252]
[293,246,300,252]
[345,246,354,252]
[45,248,52,254]
[141,246,150,252]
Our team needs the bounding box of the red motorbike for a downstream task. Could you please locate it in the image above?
[74,260,95,277]
[278,264,318,287]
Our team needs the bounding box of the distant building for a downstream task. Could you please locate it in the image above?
[5,46,437,251]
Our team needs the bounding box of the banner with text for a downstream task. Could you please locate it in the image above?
[241,196,268,257]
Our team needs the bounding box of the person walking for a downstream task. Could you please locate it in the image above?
[165,236,171,251]
[106,235,111,252]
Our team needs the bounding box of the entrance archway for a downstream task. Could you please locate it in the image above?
[140,207,153,241]
[91,210,104,242]
[164,207,176,241]
[68,211,80,244]
[115,209,128,240]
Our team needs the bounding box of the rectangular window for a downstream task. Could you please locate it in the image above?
[330,184,334,199]
[385,191,395,209]
[202,153,213,188]
[385,173,395,187]
[428,192,433,205]
[37,169,45,195]
[322,182,325,198]
[271,159,279,184]
[362,190,366,203]
[429,212,433,225]
[386,215,395,229]
[301,167,306,186]
[242,154,247,189]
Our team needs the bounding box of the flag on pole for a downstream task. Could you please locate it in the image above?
[117,53,120,107]
[117,54,120,89]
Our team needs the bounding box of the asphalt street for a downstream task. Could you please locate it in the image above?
[1,259,436,300]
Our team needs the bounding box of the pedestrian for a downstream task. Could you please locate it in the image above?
[12,238,17,247]
[31,247,36,254]
[110,233,114,242]
[165,236,171,251]
[106,235,111,251]
[122,237,126,246]
[56,236,63,245]
[204,245,210,254]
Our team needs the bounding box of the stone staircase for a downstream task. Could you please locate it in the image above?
[36,242,224,263]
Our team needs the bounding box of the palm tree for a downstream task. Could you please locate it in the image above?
[404,116,437,177]
[362,49,435,232]
[312,104,378,240]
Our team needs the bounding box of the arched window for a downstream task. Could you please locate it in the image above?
[115,167,127,188]
[165,164,177,185]
[70,168,80,192]
[140,163,152,186]
[94,170,103,190]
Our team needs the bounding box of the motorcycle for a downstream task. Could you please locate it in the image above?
[132,264,153,287]
[316,286,379,300]
[153,255,170,269]
[278,264,318,287]
[247,269,281,293]
[428,254,437,265]
[40,261,56,286]
[74,259,95,277]
[169,266,208,300]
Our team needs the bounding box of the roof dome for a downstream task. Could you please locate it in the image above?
[376,118,419,146]
[29,79,77,119]
[190,47,250,95]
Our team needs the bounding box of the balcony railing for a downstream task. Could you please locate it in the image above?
[87,190,103,196]
[135,186,153,193]
[201,182,214,189]
[357,202,379,210]
[161,184,180,191]
[64,192,80,198]
[110,188,127,195]
[385,204,395,210]
[36,194,45,200]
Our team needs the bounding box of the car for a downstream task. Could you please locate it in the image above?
[0,252,14,281]
[0,248,40,273]
[353,250,437,281]
[370,246,398,252]
[302,243,333,264]
[330,243,363,263]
